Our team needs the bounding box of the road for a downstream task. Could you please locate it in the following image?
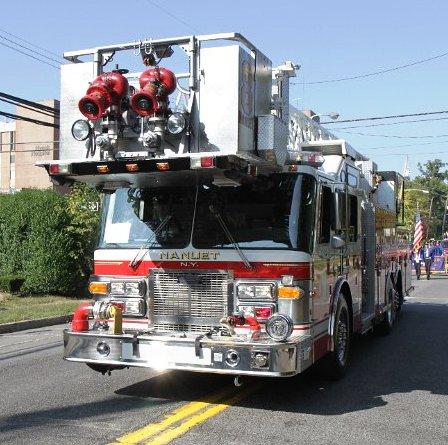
[1,276,448,445]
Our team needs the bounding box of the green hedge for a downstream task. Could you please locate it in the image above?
[0,275,24,293]
[0,185,100,296]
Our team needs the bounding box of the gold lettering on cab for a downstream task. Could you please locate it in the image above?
[159,251,220,261]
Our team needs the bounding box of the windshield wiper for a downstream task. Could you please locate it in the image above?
[129,215,172,269]
[209,205,253,271]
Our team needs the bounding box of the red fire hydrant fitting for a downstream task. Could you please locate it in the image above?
[130,67,176,116]
[71,302,91,332]
[78,72,129,120]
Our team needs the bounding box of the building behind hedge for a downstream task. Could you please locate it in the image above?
[0,99,59,193]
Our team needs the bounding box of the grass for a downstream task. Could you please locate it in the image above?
[0,294,86,324]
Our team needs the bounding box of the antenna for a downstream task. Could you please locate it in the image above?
[402,155,410,180]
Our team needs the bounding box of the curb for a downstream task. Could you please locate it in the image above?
[0,314,73,334]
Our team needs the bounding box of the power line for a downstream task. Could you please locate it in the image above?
[321,110,448,125]
[0,34,62,65]
[0,110,59,129]
[332,116,448,130]
[142,0,198,33]
[0,27,61,59]
[372,150,448,157]
[0,40,59,69]
[0,97,56,118]
[0,92,58,114]
[292,49,448,85]
[364,140,448,150]
[338,130,448,139]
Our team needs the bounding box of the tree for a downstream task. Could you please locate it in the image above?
[404,159,448,239]
[0,186,100,296]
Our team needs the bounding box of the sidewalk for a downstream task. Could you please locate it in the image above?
[0,315,72,334]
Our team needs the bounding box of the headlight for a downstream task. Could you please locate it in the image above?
[122,298,146,316]
[254,285,273,299]
[266,314,293,341]
[237,284,255,299]
[237,283,274,300]
[71,119,91,141]
[167,113,186,135]
[110,282,125,295]
[109,280,145,297]
[125,282,141,296]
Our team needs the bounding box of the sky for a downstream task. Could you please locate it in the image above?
[1,0,448,177]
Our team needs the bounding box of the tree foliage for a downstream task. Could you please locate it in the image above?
[404,159,448,239]
[0,185,100,296]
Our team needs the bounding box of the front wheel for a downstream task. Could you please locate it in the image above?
[319,295,351,380]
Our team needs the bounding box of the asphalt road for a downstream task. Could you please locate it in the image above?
[1,275,448,445]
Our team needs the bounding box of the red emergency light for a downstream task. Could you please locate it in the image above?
[48,163,71,175]
[78,72,129,121]
[130,67,176,117]
[254,307,272,320]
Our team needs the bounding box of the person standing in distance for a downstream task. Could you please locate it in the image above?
[412,247,424,280]
[423,242,435,280]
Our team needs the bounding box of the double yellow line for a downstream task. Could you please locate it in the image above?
[109,383,258,445]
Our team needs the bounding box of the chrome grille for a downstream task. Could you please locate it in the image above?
[153,323,215,333]
[150,270,230,332]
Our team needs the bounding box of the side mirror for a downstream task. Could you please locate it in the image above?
[331,235,346,249]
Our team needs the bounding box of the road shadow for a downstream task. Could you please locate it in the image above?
[241,300,448,415]
[118,300,448,415]
[1,300,448,435]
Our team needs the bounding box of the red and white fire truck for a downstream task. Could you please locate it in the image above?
[41,33,412,380]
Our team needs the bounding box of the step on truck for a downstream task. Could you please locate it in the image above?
[41,32,412,378]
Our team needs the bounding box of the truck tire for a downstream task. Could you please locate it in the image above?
[395,274,404,313]
[319,295,351,380]
[376,283,396,335]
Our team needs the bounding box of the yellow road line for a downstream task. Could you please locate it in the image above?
[110,385,245,445]
[144,386,257,445]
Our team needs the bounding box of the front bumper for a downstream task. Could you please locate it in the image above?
[63,330,313,377]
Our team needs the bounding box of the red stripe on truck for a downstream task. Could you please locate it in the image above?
[94,260,311,279]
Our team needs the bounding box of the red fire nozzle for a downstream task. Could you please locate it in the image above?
[227,314,261,332]
[71,302,91,332]
[130,67,176,117]
[78,72,129,121]
[243,315,261,331]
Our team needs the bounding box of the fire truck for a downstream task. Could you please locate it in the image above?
[41,32,412,380]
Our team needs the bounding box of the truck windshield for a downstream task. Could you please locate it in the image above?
[99,173,316,252]
[193,173,316,251]
[100,187,195,248]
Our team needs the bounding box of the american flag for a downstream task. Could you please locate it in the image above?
[413,210,425,251]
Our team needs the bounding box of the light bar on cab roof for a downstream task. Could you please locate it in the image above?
[45,156,244,178]
[286,150,324,167]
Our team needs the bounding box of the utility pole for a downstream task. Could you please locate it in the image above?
[442,195,448,238]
